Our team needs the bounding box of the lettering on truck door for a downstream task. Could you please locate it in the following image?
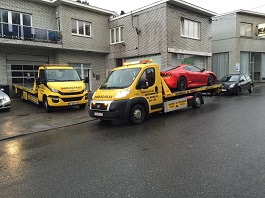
[137,67,163,113]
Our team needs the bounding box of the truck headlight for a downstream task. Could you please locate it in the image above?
[229,84,235,88]
[49,87,59,93]
[115,88,130,99]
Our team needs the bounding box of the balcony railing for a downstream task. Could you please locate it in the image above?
[0,22,62,44]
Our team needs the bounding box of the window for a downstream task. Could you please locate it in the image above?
[110,26,124,44]
[0,10,32,26]
[181,18,200,39]
[186,66,202,72]
[240,23,252,37]
[71,19,91,37]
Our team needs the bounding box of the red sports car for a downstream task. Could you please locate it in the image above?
[160,64,217,91]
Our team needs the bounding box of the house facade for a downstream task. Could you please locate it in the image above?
[0,0,114,94]
[212,10,265,81]
[108,0,215,71]
[1,0,217,95]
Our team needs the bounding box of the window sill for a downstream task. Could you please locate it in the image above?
[72,34,92,38]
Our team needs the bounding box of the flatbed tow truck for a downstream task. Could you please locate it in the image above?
[13,64,88,112]
[89,59,222,124]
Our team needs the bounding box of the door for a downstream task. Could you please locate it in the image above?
[136,67,163,113]
[83,69,91,91]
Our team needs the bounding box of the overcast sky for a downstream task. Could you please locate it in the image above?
[88,0,265,15]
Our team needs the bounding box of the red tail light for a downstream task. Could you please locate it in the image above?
[162,72,172,77]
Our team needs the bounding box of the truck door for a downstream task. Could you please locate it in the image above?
[136,67,163,113]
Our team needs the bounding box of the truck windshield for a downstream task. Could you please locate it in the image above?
[100,68,140,89]
[46,69,81,82]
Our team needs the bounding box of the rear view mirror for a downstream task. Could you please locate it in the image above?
[84,77,89,83]
[35,77,40,85]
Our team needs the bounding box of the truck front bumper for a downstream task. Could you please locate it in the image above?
[89,99,129,120]
[47,93,88,107]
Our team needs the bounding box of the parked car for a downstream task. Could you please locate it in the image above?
[0,88,11,111]
[160,65,217,91]
[220,74,254,95]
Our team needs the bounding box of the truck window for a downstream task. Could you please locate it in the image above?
[100,68,140,89]
[46,69,81,82]
[39,69,45,82]
[138,68,155,88]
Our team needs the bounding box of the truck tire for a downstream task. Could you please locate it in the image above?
[192,93,202,109]
[79,104,86,109]
[43,97,52,113]
[129,104,145,125]
[20,91,24,101]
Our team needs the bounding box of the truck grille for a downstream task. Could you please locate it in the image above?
[61,97,83,102]
[59,90,84,95]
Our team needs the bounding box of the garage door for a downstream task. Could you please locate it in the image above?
[6,54,48,84]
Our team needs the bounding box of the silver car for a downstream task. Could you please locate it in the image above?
[0,88,11,111]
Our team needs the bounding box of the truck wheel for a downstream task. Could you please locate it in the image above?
[192,93,202,109]
[79,104,86,109]
[20,91,24,101]
[129,104,145,125]
[43,97,52,113]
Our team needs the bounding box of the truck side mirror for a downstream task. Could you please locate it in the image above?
[35,77,40,85]
[84,77,89,83]
[137,78,148,89]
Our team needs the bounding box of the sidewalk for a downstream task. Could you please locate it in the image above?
[0,95,95,141]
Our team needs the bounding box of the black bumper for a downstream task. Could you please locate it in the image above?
[89,100,129,120]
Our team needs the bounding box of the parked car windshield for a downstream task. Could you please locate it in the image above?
[221,75,239,82]
[46,69,81,82]
[100,68,140,89]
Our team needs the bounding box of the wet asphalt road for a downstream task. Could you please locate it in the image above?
[1,87,265,197]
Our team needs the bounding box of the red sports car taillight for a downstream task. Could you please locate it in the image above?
[162,72,172,77]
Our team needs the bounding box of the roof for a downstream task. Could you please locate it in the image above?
[30,0,115,15]
[110,0,217,21]
[213,9,265,18]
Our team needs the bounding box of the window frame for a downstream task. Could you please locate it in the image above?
[240,22,252,37]
[110,26,124,44]
[180,18,200,40]
[71,19,92,37]
[0,9,32,27]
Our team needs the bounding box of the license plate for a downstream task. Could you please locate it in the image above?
[68,101,79,106]
[94,112,103,116]
[222,89,226,91]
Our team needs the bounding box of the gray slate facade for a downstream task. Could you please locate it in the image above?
[212,10,265,81]
[108,1,215,71]
[0,0,113,93]
[1,0,216,95]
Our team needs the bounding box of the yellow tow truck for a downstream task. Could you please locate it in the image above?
[13,64,88,112]
[89,60,221,124]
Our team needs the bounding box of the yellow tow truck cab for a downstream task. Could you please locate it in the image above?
[89,60,221,124]
[13,64,88,112]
